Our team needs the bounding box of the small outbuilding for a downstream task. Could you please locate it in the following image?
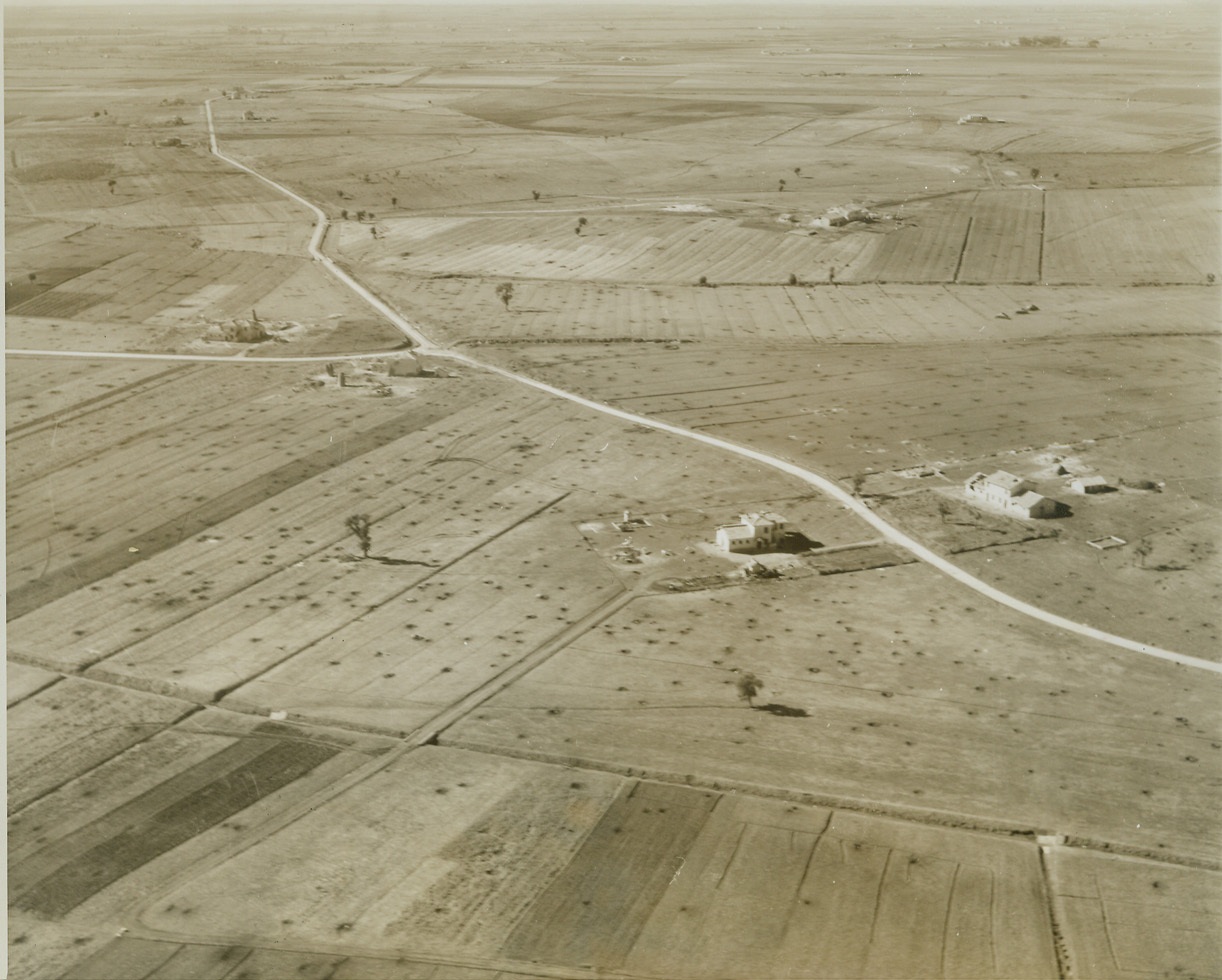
[1070,476,1112,494]
[715,512,788,553]
[1011,490,1059,519]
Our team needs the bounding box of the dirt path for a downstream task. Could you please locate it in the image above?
[29,95,1213,675]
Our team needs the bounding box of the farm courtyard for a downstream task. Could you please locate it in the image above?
[6,3,1220,979]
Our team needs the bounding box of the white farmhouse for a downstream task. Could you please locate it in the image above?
[715,512,788,553]
[965,471,1058,518]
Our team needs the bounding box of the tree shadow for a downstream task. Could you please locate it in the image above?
[755,703,809,718]
[371,556,437,567]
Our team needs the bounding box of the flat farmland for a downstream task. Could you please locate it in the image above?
[1048,848,1222,979]
[133,746,1058,978]
[338,212,878,286]
[502,335,1220,483]
[955,189,1043,284]
[6,359,510,616]
[11,376,801,717]
[56,939,552,980]
[445,561,1222,865]
[8,3,1219,978]
[1043,186,1219,285]
[9,705,389,964]
[7,677,195,814]
[377,277,1215,347]
[496,335,1220,655]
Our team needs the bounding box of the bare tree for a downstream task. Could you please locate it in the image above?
[736,671,762,708]
[495,282,514,310]
[345,514,373,559]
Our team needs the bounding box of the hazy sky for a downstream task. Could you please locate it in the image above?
[5,0,1197,6]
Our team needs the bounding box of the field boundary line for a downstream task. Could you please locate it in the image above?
[421,588,636,745]
[1038,844,1073,979]
[200,99,1222,676]
[436,736,1222,872]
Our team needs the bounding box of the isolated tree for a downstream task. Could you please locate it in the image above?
[697,275,709,287]
[576,216,588,235]
[736,672,762,708]
[532,190,541,201]
[107,179,117,194]
[1030,167,1041,180]
[787,273,798,286]
[794,167,801,176]
[390,196,397,207]
[27,272,36,284]
[828,266,837,285]
[345,514,373,559]
[495,282,514,310]
[370,225,378,238]
[936,498,953,523]
[778,179,786,192]
[355,210,366,222]
[340,209,348,220]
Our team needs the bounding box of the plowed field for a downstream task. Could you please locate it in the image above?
[134,747,1059,978]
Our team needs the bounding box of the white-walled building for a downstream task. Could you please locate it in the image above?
[715,512,788,553]
[965,471,1058,518]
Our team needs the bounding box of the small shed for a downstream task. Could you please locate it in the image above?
[1012,491,1058,519]
[1070,476,1112,494]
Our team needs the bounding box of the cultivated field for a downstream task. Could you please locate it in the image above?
[6,2,1218,978]
[444,561,1221,865]
[130,746,1058,978]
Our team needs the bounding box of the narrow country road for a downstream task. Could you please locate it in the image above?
[16,96,1217,675]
